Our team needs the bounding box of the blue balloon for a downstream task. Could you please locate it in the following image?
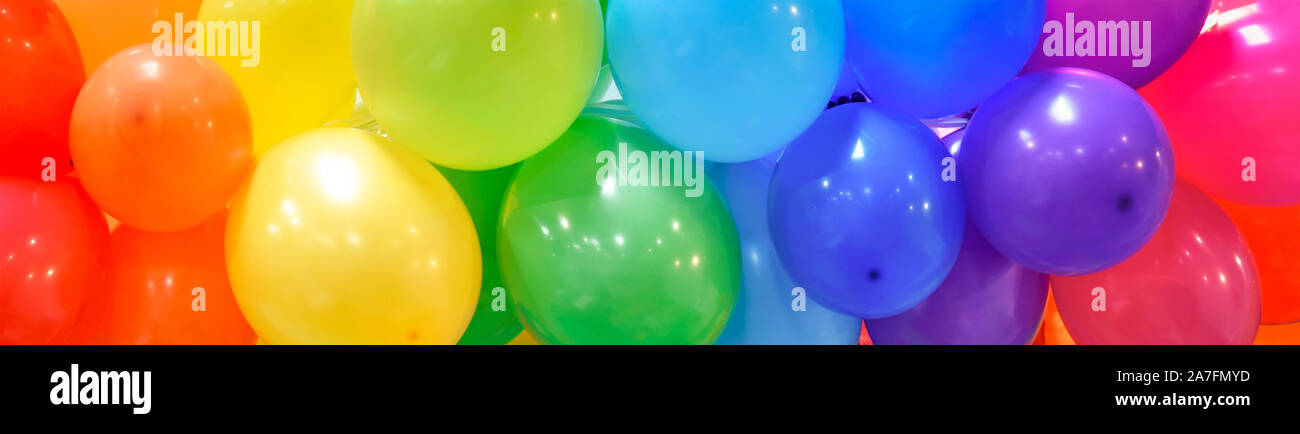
[606,1,846,163]
[844,0,1045,119]
[709,160,862,345]
[769,104,966,319]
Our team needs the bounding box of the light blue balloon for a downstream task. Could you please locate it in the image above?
[845,0,1045,119]
[709,160,862,345]
[606,0,846,163]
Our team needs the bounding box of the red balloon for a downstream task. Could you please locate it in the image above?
[68,211,255,345]
[1142,1,1300,206]
[0,0,85,180]
[0,178,109,344]
[1217,200,1300,324]
[1052,180,1262,344]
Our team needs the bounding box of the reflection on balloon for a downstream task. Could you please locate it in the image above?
[226,128,481,344]
[0,0,83,180]
[199,0,356,155]
[769,104,966,319]
[70,45,253,232]
[499,116,740,344]
[710,160,862,345]
[607,1,846,162]
[845,0,1044,119]
[68,212,256,345]
[1218,200,1300,324]
[866,223,1048,345]
[354,0,603,169]
[0,179,109,344]
[54,0,202,75]
[1052,180,1261,345]
[961,68,1174,275]
[1142,1,1300,206]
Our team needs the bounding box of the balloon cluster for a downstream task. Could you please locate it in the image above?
[2,0,1297,345]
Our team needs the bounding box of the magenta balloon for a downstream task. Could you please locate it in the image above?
[1021,0,1213,88]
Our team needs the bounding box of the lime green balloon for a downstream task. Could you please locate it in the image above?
[499,116,741,344]
[352,0,604,170]
[438,164,524,345]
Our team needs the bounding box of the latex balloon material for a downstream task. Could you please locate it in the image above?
[1022,0,1212,89]
[606,1,845,162]
[226,128,481,344]
[1142,1,1300,206]
[1255,322,1300,345]
[54,0,202,75]
[499,116,741,344]
[0,179,109,344]
[1040,292,1077,345]
[942,128,965,158]
[68,212,256,345]
[866,223,1048,345]
[1218,200,1300,324]
[0,0,83,180]
[826,60,868,109]
[770,104,966,319]
[437,165,525,345]
[961,68,1174,275]
[1052,180,1262,345]
[70,45,253,232]
[353,0,603,170]
[710,160,862,345]
[199,0,356,155]
[845,0,1045,119]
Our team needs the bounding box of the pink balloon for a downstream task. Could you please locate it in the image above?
[1051,179,1261,345]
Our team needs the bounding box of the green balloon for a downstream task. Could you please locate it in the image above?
[499,116,740,344]
[437,165,524,345]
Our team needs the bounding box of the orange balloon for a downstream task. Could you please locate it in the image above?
[69,44,253,232]
[1254,322,1300,345]
[69,211,256,345]
[1218,200,1300,324]
[1041,291,1076,345]
[53,0,202,75]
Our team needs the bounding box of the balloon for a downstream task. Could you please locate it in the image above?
[1021,0,1212,89]
[437,165,525,345]
[1255,322,1300,345]
[1218,200,1300,324]
[866,223,1048,345]
[1040,291,1077,345]
[1,179,109,344]
[961,68,1174,275]
[770,104,967,319]
[199,0,356,155]
[1052,180,1261,345]
[499,116,740,344]
[942,128,965,157]
[826,60,868,109]
[226,128,480,344]
[845,0,1045,119]
[353,0,603,170]
[69,44,253,232]
[67,212,256,345]
[1141,1,1300,206]
[709,160,861,345]
[607,1,845,162]
[0,0,83,180]
[53,0,202,75]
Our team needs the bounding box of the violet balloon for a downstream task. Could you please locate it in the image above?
[960,68,1174,276]
[866,223,1048,345]
[1022,0,1212,89]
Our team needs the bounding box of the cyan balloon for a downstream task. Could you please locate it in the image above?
[710,160,862,345]
[606,0,845,162]
[769,104,967,319]
[845,0,1045,119]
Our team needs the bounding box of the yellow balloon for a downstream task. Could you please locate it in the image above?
[226,128,480,344]
[197,0,356,155]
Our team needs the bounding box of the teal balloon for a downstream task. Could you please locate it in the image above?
[498,115,741,344]
[437,164,523,345]
[709,160,862,345]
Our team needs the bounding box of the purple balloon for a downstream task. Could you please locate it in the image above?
[865,223,1048,345]
[1021,0,1213,88]
[960,68,1174,276]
